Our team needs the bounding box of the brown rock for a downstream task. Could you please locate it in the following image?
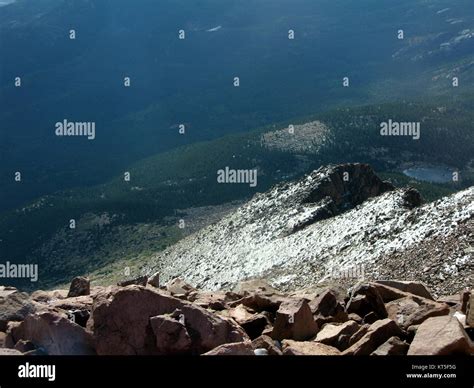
[221,304,269,339]
[461,290,470,314]
[8,311,95,355]
[315,321,360,351]
[346,284,387,321]
[408,316,474,355]
[375,280,434,300]
[310,290,348,326]
[148,272,160,288]
[309,290,338,315]
[343,319,405,355]
[230,292,288,313]
[385,296,449,329]
[166,278,196,296]
[91,286,247,355]
[370,282,417,303]
[149,312,192,354]
[348,313,363,323]
[0,291,36,331]
[117,275,148,287]
[203,341,254,356]
[251,335,282,355]
[348,324,370,347]
[14,340,37,353]
[232,279,280,295]
[0,331,6,348]
[466,294,474,327]
[271,299,318,341]
[67,277,90,298]
[0,348,23,356]
[282,340,340,355]
[30,290,67,303]
[371,336,409,356]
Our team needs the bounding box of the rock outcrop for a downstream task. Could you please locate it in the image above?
[142,164,473,296]
[0,277,471,356]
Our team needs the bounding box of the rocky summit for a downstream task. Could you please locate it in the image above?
[143,163,473,296]
[0,163,472,356]
[1,278,473,356]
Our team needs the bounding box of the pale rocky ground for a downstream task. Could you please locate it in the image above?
[143,164,473,297]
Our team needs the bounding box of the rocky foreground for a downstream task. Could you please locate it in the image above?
[1,276,473,356]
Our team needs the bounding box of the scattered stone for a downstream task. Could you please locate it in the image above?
[346,284,387,321]
[371,336,409,356]
[8,311,95,355]
[461,290,470,314]
[67,277,90,298]
[271,299,318,341]
[232,293,288,313]
[30,290,69,303]
[252,335,283,355]
[406,325,419,342]
[233,279,280,295]
[166,278,196,296]
[203,341,254,356]
[348,313,363,323]
[343,319,405,355]
[466,294,474,327]
[0,331,6,348]
[91,286,247,355]
[453,312,466,326]
[375,280,434,300]
[315,321,360,351]
[148,272,160,288]
[221,304,269,339]
[150,313,192,354]
[310,290,348,326]
[408,316,474,355]
[14,340,37,353]
[117,276,148,287]
[348,324,370,347]
[0,348,23,356]
[254,348,269,356]
[282,340,340,355]
[385,296,449,329]
[0,291,36,332]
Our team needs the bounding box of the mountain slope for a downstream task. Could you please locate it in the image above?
[143,164,473,296]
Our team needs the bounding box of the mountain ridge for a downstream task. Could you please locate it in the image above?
[143,163,473,296]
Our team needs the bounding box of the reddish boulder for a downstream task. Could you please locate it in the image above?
[0,291,36,331]
[343,319,405,355]
[251,335,283,355]
[371,336,409,356]
[7,311,95,355]
[203,341,254,356]
[91,286,247,355]
[282,340,340,355]
[375,280,434,300]
[67,277,90,298]
[385,296,449,329]
[408,316,474,355]
[149,312,192,354]
[271,299,318,341]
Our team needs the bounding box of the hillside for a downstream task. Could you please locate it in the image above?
[143,164,473,297]
[0,98,473,290]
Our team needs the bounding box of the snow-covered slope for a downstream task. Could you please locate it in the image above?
[143,164,473,296]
